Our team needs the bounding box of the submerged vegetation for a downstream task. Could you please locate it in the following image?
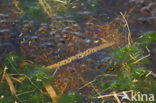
[0,53,83,103]
[0,32,155,103]
[95,32,156,102]
[11,0,100,21]
[0,0,156,103]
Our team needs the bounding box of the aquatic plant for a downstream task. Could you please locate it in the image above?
[0,53,84,103]
[69,0,100,12]
[0,54,52,102]
[93,32,156,102]
[12,0,71,20]
[12,0,48,21]
[57,91,83,103]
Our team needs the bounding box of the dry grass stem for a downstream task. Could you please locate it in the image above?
[133,54,150,64]
[113,92,121,103]
[79,74,117,90]
[13,0,23,14]
[11,76,26,84]
[79,79,96,90]
[39,0,54,20]
[44,83,57,103]
[5,73,16,95]
[95,90,132,99]
[1,66,8,83]
[120,12,133,45]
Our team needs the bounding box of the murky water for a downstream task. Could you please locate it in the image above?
[0,0,156,100]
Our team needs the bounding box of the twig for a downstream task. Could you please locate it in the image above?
[13,0,23,14]
[113,92,121,103]
[52,68,59,77]
[79,79,96,90]
[129,53,136,60]
[26,75,43,93]
[5,73,16,95]
[16,89,35,97]
[11,75,26,84]
[15,95,23,103]
[92,90,132,99]
[147,71,156,77]
[101,38,108,43]
[39,0,54,20]
[133,54,150,64]
[91,83,102,97]
[120,12,133,45]
[43,83,57,103]
[11,77,23,84]
[7,58,19,73]
[79,74,117,89]
[14,74,43,94]
[146,46,150,53]
[151,72,156,77]
[1,66,8,83]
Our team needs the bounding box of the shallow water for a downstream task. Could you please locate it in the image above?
[0,0,156,99]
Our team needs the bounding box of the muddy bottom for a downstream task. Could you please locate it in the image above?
[0,0,156,102]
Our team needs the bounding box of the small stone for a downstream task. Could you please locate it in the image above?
[31,36,38,40]
[45,38,54,42]
[72,32,80,35]
[86,58,94,64]
[140,6,151,15]
[49,31,56,36]
[55,34,61,38]
[0,13,5,17]
[0,29,10,34]
[0,19,8,24]
[0,42,16,52]
[0,20,9,28]
[52,50,59,55]
[93,40,99,44]
[0,13,9,18]
[41,23,47,26]
[68,42,74,46]
[85,22,94,26]
[57,42,63,47]
[40,43,55,47]
[59,38,65,43]
[38,26,49,34]
[1,95,4,99]
[64,19,75,23]
[137,17,155,24]
[152,9,156,17]
[77,11,94,15]
[82,39,91,44]
[23,23,31,31]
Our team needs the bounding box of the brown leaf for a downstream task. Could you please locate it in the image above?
[43,83,57,103]
[5,73,16,95]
